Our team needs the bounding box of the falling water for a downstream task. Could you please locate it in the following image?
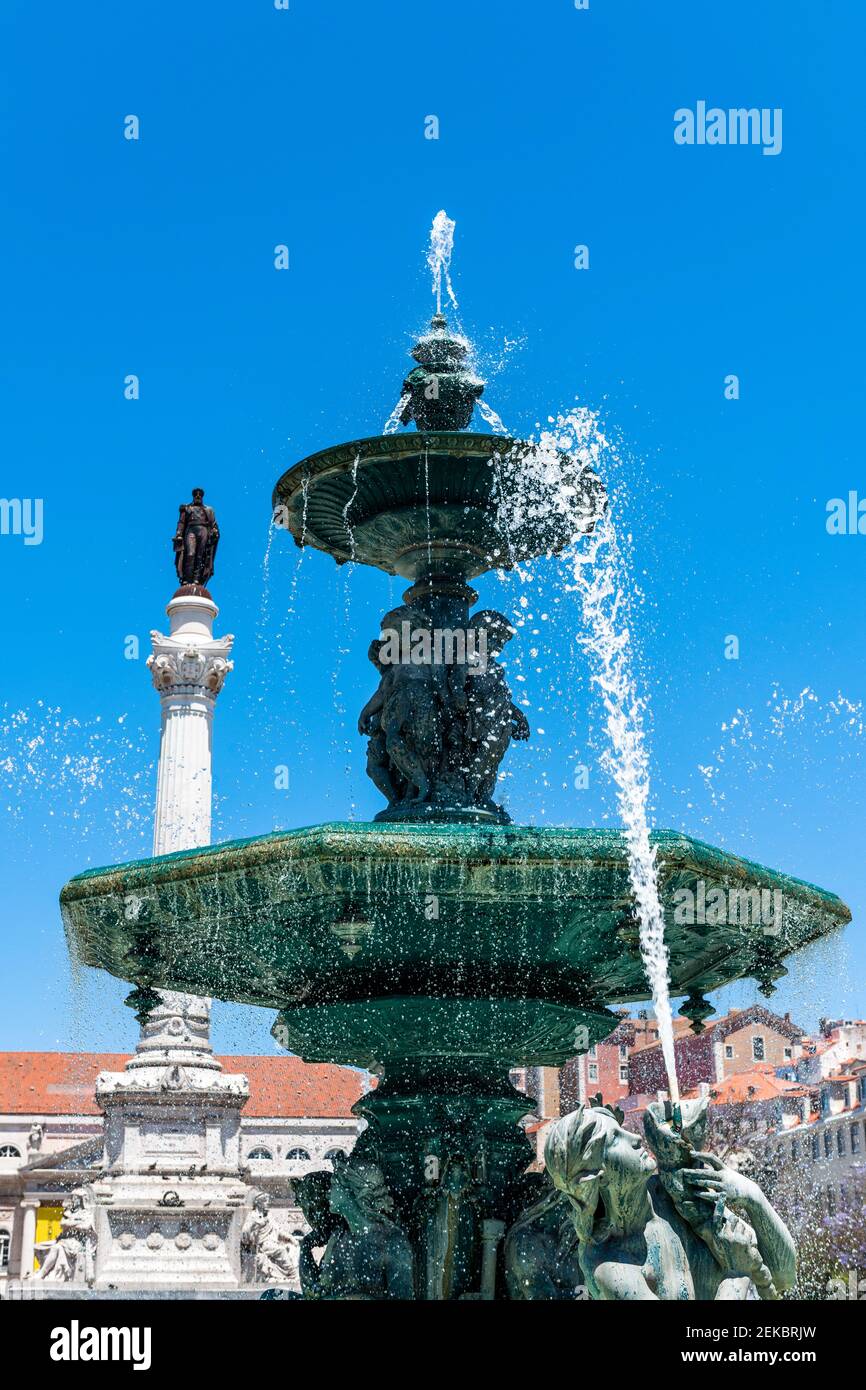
[383,392,410,434]
[0,702,153,855]
[427,209,458,314]
[570,512,680,1106]
[342,452,361,560]
[501,410,681,1105]
[477,399,510,435]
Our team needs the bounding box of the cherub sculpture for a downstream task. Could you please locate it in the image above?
[314,1157,415,1300]
[462,610,529,805]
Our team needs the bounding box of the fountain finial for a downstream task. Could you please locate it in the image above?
[398,315,484,431]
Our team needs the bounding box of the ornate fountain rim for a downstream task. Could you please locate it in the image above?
[272,431,518,514]
[59,822,854,913]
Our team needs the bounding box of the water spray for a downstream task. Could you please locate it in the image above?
[427,209,458,315]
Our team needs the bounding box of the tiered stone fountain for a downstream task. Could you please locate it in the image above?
[61,314,850,1300]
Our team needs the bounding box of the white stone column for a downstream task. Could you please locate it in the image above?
[19,1199,39,1277]
[143,591,234,1054]
[90,588,250,1291]
[148,592,233,855]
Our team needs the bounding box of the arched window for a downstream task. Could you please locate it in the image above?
[0,1229,9,1269]
[324,1148,345,1163]
[0,1145,21,1159]
[247,1147,273,1161]
[285,1148,311,1163]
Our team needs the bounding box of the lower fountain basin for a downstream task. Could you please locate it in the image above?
[60,823,850,1070]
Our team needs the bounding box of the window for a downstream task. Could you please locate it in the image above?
[324,1148,345,1163]
[851,1124,862,1154]
[812,1134,820,1161]
[837,1128,846,1157]
[784,1048,792,1060]
[247,1147,273,1161]
[0,1145,21,1159]
[827,1188,836,1216]
[724,1046,734,1060]
[824,1131,833,1158]
[588,1046,597,1060]
[791,1140,799,1162]
[619,1066,628,1083]
[588,1064,598,1082]
[0,1229,9,1269]
[752,1037,765,1062]
[619,1045,628,1061]
[286,1148,311,1163]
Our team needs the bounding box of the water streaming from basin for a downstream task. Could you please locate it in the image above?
[496,408,682,1105]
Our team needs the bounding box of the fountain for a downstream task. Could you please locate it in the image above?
[60,222,851,1299]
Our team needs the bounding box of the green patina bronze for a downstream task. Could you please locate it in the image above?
[60,821,848,1066]
[60,819,848,1298]
[59,307,853,1299]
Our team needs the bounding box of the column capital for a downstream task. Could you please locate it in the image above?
[147,632,234,697]
[146,588,234,699]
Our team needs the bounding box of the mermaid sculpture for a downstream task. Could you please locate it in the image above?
[543,1102,796,1300]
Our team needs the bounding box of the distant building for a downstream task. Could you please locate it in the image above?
[559,1013,639,1111]
[628,1005,804,1098]
[0,1052,367,1282]
[762,1060,866,1230]
[784,1019,866,1085]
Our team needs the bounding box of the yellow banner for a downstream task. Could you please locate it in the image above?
[33,1205,63,1271]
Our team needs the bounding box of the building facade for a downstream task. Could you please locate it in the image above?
[628,1005,805,1098]
[0,1051,366,1284]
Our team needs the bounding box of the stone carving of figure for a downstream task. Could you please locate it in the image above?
[642,1099,793,1300]
[415,1151,481,1300]
[357,641,408,806]
[358,603,529,819]
[503,1184,585,1300]
[242,1191,300,1285]
[314,1157,415,1300]
[28,1122,44,1152]
[173,488,219,589]
[293,1170,342,1298]
[543,1103,796,1301]
[33,1190,96,1285]
[461,610,529,805]
[359,607,444,807]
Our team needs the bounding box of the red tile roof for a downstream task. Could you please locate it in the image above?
[0,1053,368,1119]
[691,1066,807,1105]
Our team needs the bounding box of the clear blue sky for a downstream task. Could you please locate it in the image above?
[1,1,864,1054]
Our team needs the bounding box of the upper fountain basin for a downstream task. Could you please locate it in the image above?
[60,823,850,1071]
[271,432,606,581]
